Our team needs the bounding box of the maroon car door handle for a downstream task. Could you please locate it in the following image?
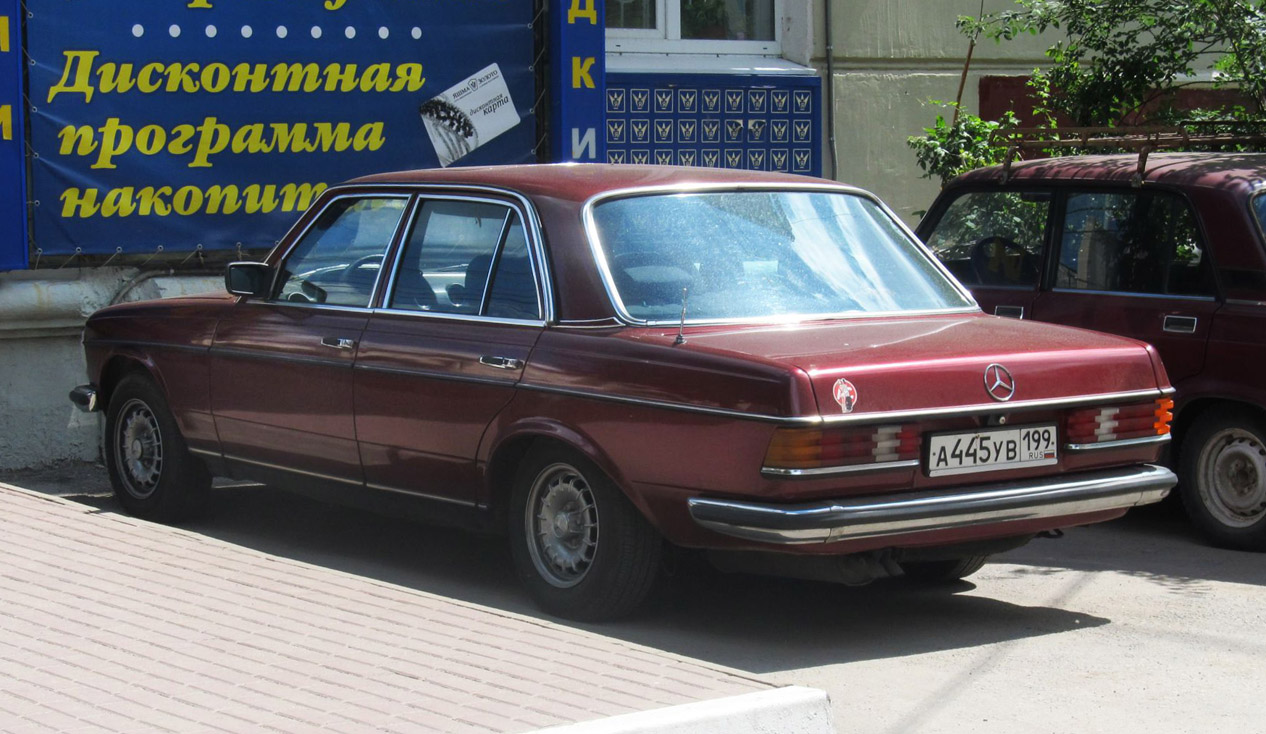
[1162,315,1198,334]
[320,336,357,350]
[479,355,524,370]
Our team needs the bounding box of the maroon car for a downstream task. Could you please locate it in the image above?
[918,152,1266,551]
[72,164,1175,620]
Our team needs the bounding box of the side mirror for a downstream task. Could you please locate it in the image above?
[225,262,273,298]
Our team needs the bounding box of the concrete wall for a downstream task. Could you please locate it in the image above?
[815,0,1056,222]
[0,269,221,470]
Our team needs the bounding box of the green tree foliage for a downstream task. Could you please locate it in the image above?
[907,105,1020,185]
[962,0,1266,126]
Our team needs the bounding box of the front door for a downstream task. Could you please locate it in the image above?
[211,194,409,485]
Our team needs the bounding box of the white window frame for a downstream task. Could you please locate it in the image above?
[606,0,782,56]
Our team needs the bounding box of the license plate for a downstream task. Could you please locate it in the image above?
[927,424,1058,477]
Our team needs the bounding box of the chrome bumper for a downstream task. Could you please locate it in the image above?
[69,384,99,413]
[688,464,1176,545]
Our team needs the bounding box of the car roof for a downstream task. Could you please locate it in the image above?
[952,152,1266,195]
[349,163,841,203]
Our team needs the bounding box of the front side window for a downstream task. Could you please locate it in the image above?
[275,197,407,307]
[1056,191,1213,297]
[389,199,541,319]
[589,190,973,323]
[924,190,1050,288]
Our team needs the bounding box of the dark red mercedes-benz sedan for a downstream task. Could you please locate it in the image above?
[72,164,1176,620]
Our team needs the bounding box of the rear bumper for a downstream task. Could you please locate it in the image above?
[69,384,99,413]
[687,464,1175,545]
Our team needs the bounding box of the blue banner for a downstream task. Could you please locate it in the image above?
[0,0,26,270]
[550,0,604,163]
[26,0,535,255]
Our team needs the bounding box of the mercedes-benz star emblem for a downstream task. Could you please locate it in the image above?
[984,363,1015,402]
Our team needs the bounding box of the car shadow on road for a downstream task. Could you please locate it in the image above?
[33,475,1123,675]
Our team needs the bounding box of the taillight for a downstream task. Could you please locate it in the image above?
[764,424,921,471]
[1066,398,1173,445]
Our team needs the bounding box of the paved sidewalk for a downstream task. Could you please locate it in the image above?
[0,483,772,733]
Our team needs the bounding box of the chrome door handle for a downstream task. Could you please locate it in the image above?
[1163,315,1197,334]
[479,355,523,370]
[994,305,1025,319]
[320,336,356,349]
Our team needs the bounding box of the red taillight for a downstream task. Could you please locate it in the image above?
[765,424,921,471]
[1066,398,1172,445]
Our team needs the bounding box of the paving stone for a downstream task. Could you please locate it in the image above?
[0,482,768,731]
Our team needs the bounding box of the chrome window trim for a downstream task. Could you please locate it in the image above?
[269,192,412,309]
[377,193,545,322]
[516,382,1175,426]
[351,183,554,323]
[1226,298,1266,307]
[761,459,919,478]
[367,308,546,328]
[1065,434,1171,452]
[1049,287,1217,302]
[579,182,979,327]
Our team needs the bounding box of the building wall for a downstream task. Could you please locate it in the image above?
[815,0,1056,222]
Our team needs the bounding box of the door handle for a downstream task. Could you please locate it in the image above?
[994,305,1025,319]
[320,336,356,350]
[1163,315,1197,334]
[479,355,524,370]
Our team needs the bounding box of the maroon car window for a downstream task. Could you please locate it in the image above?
[388,199,538,317]
[1056,191,1213,297]
[924,191,1050,288]
[274,197,407,308]
[590,190,972,323]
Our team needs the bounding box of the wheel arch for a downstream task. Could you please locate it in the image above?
[482,419,652,529]
[1174,396,1266,455]
[98,352,166,414]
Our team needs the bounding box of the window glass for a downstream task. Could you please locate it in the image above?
[1056,191,1213,296]
[275,197,406,307]
[924,191,1050,287]
[607,0,775,41]
[590,191,972,323]
[486,217,542,320]
[607,0,656,29]
[390,200,525,316]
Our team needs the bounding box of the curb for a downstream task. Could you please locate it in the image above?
[526,686,835,734]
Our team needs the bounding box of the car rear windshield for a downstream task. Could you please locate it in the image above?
[588,190,973,323]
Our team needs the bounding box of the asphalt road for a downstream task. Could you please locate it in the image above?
[10,463,1265,734]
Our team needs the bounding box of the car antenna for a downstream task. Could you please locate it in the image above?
[674,287,689,346]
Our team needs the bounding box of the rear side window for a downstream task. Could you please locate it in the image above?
[924,191,1050,287]
[388,199,541,319]
[1056,191,1213,297]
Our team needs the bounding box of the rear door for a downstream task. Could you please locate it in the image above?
[1031,188,1219,383]
[921,189,1053,319]
[353,194,547,507]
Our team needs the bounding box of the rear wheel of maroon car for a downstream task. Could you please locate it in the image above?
[1179,409,1266,551]
[104,374,211,523]
[509,446,662,621]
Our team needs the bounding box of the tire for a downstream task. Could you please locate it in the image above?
[900,555,989,583]
[104,373,211,523]
[509,446,662,621]
[1178,409,1266,551]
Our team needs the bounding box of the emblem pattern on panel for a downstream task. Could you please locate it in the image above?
[605,74,820,177]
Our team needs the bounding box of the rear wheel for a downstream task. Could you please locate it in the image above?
[509,446,662,621]
[900,555,989,583]
[1178,409,1266,551]
[104,374,211,523]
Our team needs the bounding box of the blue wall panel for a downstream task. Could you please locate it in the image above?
[606,72,821,177]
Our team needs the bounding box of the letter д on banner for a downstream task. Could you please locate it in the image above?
[550,0,605,162]
[0,0,28,270]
